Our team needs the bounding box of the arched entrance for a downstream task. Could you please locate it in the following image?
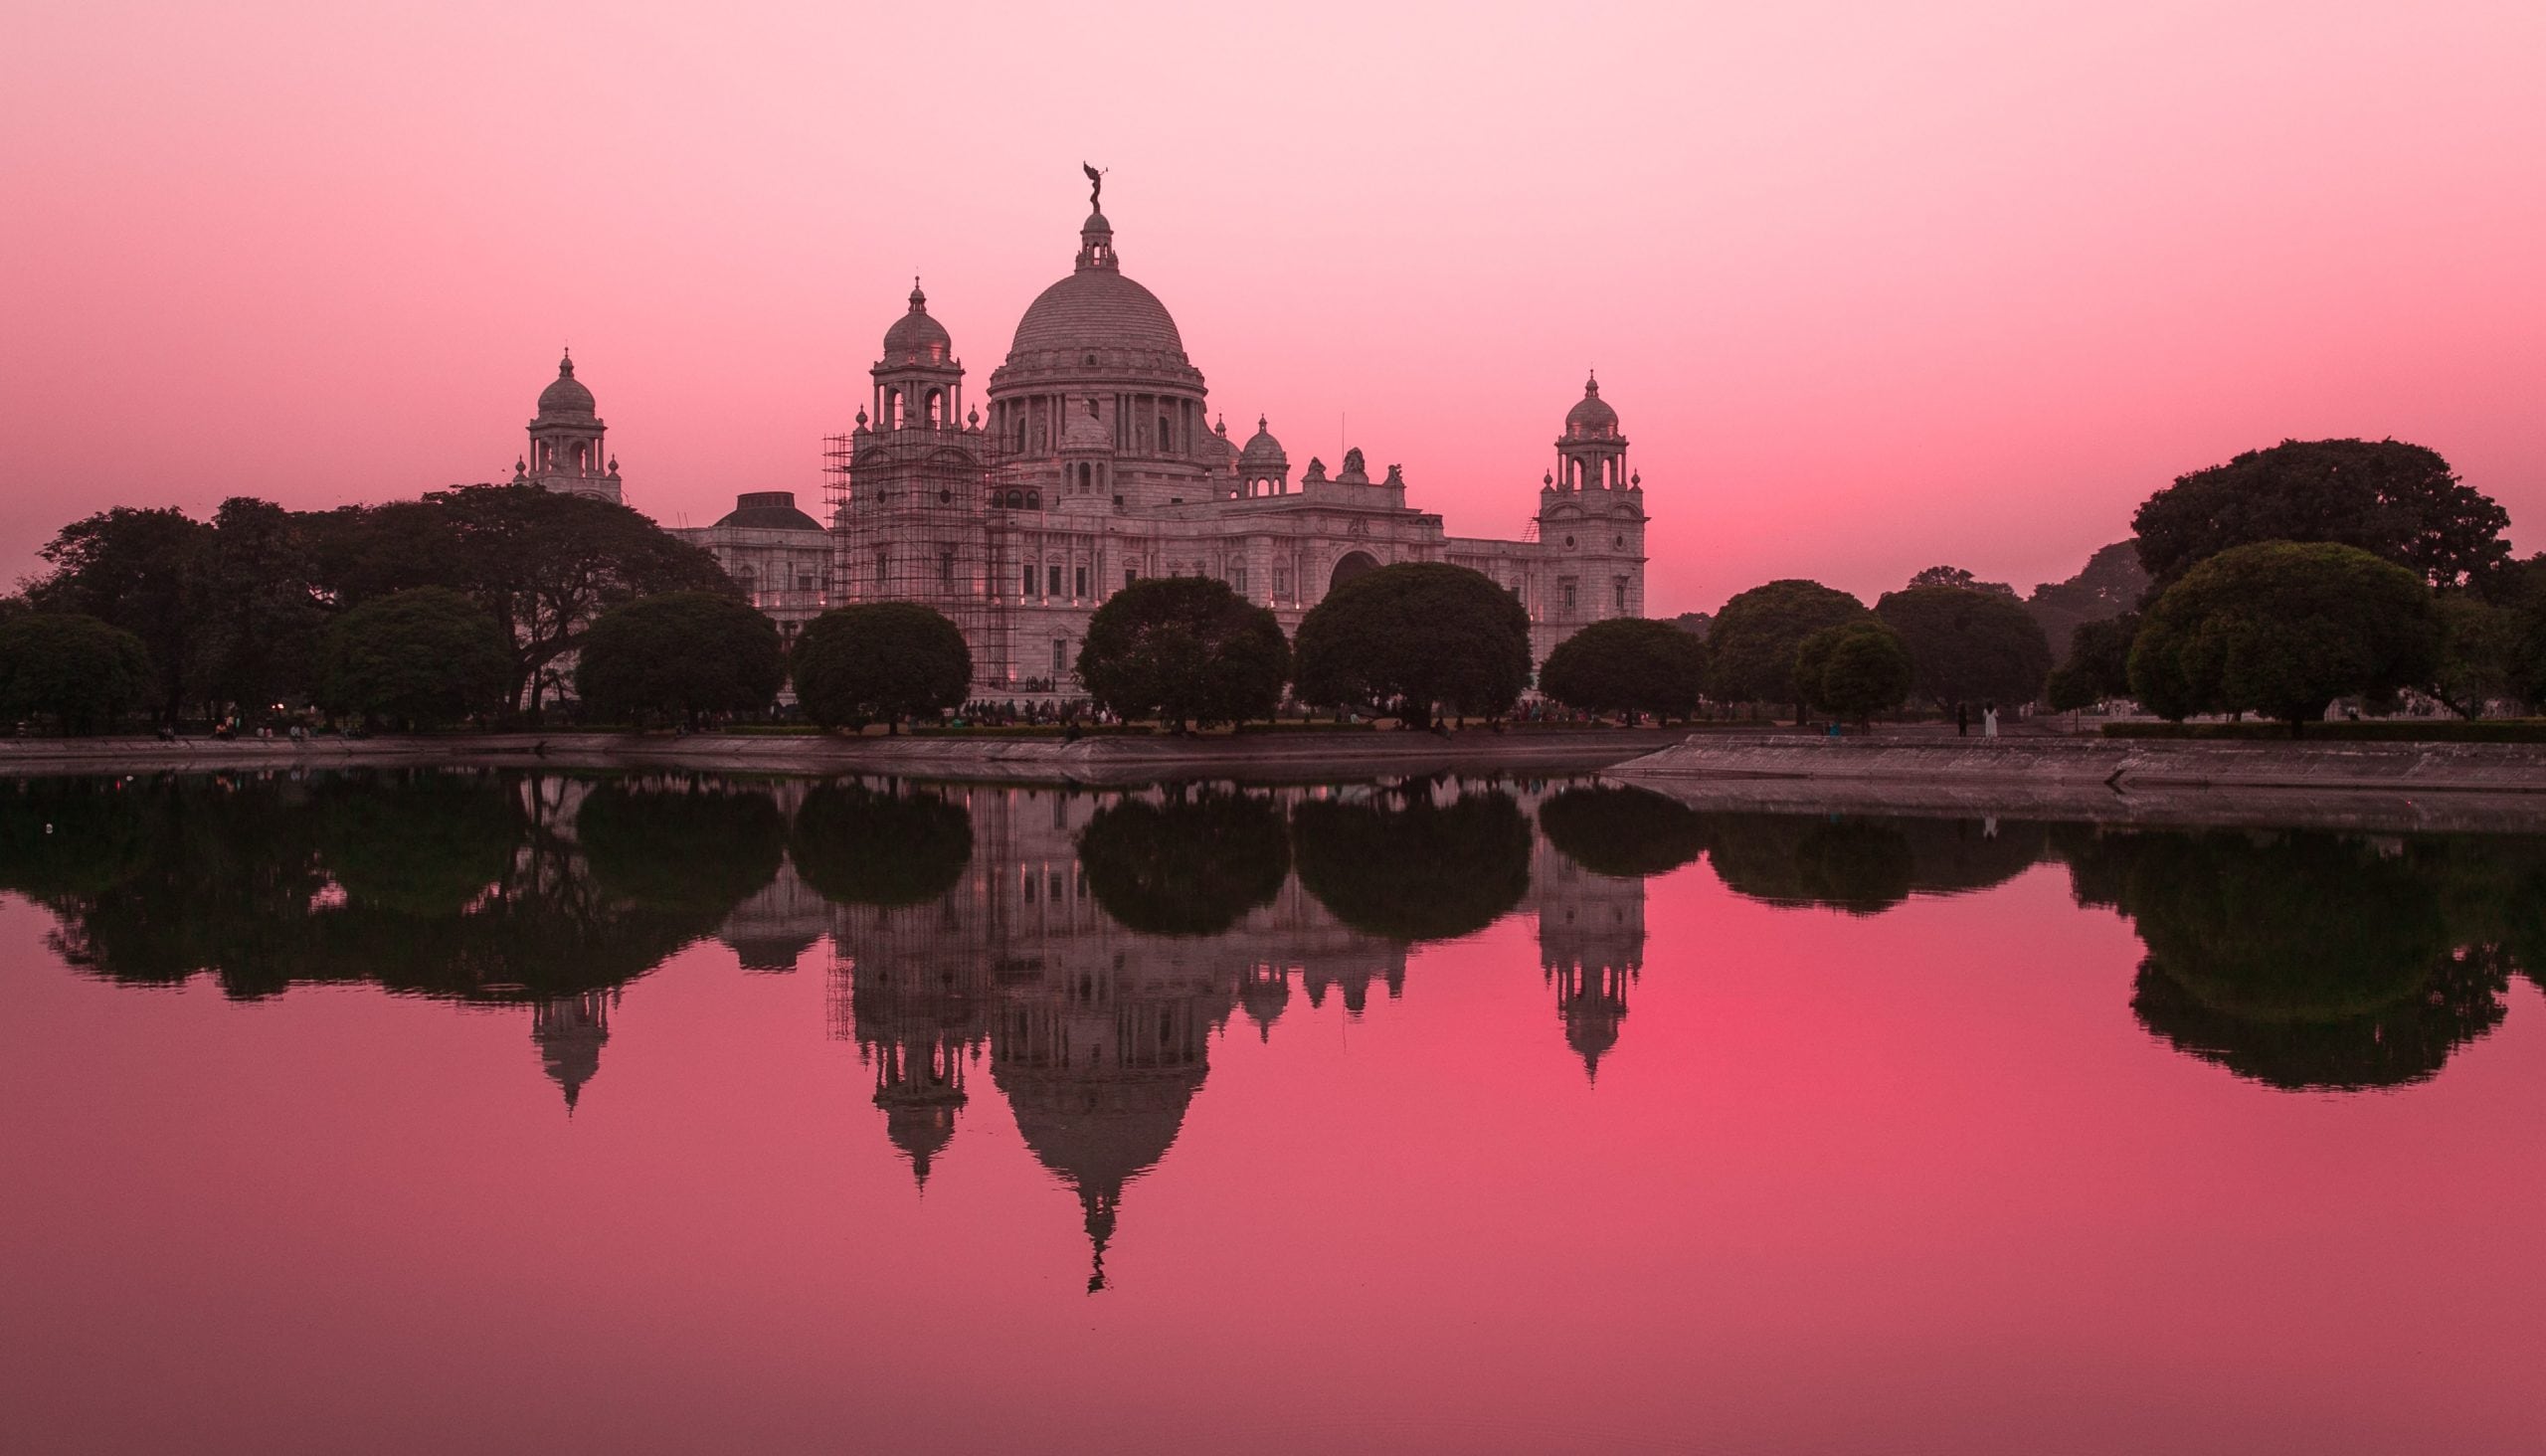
[1329,551,1379,593]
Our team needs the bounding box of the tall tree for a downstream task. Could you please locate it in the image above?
[1075,576,1288,730]
[2025,541,2148,658]
[1292,562,1533,726]
[2131,438,2509,591]
[28,506,212,723]
[2128,541,2442,730]
[189,497,327,717]
[312,587,514,729]
[1795,620,1912,726]
[425,484,735,716]
[575,592,786,727]
[1874,584,2054,707]
[1538,618,1706,724]
[0,614,155,733]
[1704,579,1870,722]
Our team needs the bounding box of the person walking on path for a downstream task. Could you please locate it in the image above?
[1983,703,2000,738]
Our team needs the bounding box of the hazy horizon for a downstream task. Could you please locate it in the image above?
[5,1,2540,616]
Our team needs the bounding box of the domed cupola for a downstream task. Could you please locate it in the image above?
[536,352,596,420]
[871,275,965,433]
[882,279,953,364]
[1552,372,1629,492]
[520,351,620,504]
[1236,416,1291,497]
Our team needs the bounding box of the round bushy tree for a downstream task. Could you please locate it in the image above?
[1795,620,1911,725]
[1538,619,1706,724]
[2127,541,2441,730]
[1076,576,1288,730]
[2131,438,2509,591]
[0,613,153,733]
[1704,580,1871,722]
[576,591,786,727]
[792,603,971,732]
[1293,562,1532,725]
[1873,584,2054,708]
[313,587,512,729]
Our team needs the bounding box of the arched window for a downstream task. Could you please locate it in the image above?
[926,389,944,427]
[886,389,905,430]
[1025,490,1041,509]
[1004,490,1024,509]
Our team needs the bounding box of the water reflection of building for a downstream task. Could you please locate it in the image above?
[716,861,833,973]
[532,990,615,1113]
[812,779,1649,1287]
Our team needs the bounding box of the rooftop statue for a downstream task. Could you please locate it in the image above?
[1082,161,1104,210]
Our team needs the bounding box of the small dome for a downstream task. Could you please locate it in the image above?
[883,280,953,361]
[1236,416,1287,473]
[712,490,825,531]
[1564,374,1619,439]
[1081,209,1113,239]
[537,353,596,418]
[1061,401,1110,451]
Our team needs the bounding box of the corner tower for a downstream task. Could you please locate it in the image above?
[1531,374,1649,653]
[516,352,623,504]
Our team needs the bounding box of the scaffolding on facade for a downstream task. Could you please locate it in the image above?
[823,429,1031,694]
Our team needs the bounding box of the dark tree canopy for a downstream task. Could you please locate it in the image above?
[187,497,327,718]
[28,505,212,722]
[1795,620,1911,724]
[1538,619,1706,723]
[2429,593,2523,719]
[2025,541,2147,659]
[791,603,972,731]
[2128,541,2441,727]
[576,592,786,726]
[1704,580,1871,714]
[789,783,973,907]
[2046,611,2139,712]
[1293,562,1533,724]
[1075,576,1288,729]
[0,614,153,733]
[575,780,786,921]
[1075,790,1291,936]
[1874,584,2054,707]
[1701,815,1915,916]
[1537,786,1708,879]
[313,587,513,728]
[1907,565,2017,597]
[1291,788,1534,942]
[2131,438,2509,591]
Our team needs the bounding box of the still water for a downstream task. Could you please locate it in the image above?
[4,770,2543,1455]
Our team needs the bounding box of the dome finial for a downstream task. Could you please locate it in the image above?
[909,275,926,310]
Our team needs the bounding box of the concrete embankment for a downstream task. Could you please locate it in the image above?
[1607,734,2546,833]
[0,728,1691,786]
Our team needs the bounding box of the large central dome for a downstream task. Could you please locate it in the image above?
[999,206,1193,374]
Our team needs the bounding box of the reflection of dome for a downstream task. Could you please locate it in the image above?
[537,354,596,418]
[722,929,818,972]
[531,992,612,1113]
[883,1101,960,1186]
[883,281,953,361]
[995,1059,1204,1293]
[1236,417,1287,474]
[1236,969,1291,1041]
[1563,374,1618,439]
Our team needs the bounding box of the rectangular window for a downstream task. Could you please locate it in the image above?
[1231,566,1248,596]
[1124,568,1137,590]
[1053,638,1067,674]
[1022,563,1036,598]
[796,573,816,593]
[938,550,953,585]
[1048,565,1063,597]
[1562,581,1578,611]
[1614,580,1628,612]
[1075,565,1088,599]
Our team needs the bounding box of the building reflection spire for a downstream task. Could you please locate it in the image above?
[531,990,614,1113]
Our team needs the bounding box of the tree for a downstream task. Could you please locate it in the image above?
[1795,620,1911,725]
[1075,576,1288,730]
[424,484,736,716]
[1290,787,1534,941]
[2131,438,2508,592]
[1536,786,1708,878]
[1538,619,1707,724]
[2025,541,2147,659]
[576,592,786,727]
[1703,580,1870,722]
[0,614,154,732]
[188,497,327,719]
[298,499,472,611]
[1907,565,2017,597]
[2127,541,2442,730]
[789,783,972,906]
[1874,584,2054,708]
[791,602,970,731]
[312,588,513,728]
[2429,593,2522,720]
[2049,612,2139,709]
[1293,562,1532,726]
[28,505,212,723]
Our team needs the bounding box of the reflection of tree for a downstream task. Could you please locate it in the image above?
[0,777,156,901]
[1075,790,1289,936]
[2078,829,2504,1091]
[1291,787,1532,942]
[575,778,784,919]
[1891,818,2049,897]
[1537,786,1706,879]
[308,771,520,916]
[790,783,972,907]
[1701,815,1912,915]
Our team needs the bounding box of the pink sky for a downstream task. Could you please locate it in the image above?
[4,2,2541,616]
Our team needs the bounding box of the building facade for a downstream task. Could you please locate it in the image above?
[825,194,1648,701]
